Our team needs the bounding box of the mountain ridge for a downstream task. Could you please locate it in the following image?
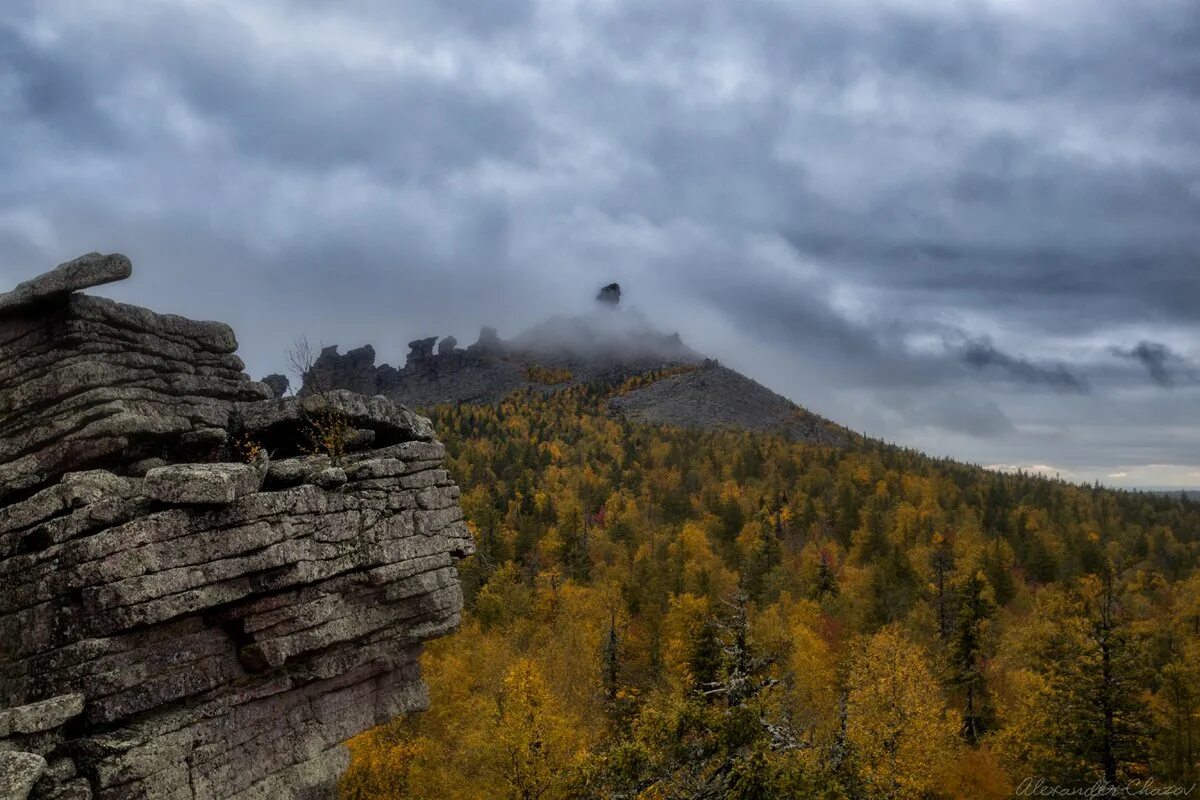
[296,298,857,447]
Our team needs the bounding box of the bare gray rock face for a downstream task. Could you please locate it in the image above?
[0,255,473,799]
[0,694,85,738]
[142,460,266,504]
[405,337,437,366]
[595,282,621,306]
[467,326,504,356]
[304,344,382,397]
[259,373,289,399]
[0,252,131,315]
[0,751,47,800]
[0,272,272,502]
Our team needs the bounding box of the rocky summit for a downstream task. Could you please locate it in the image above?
[300,286,855,446]
[0,254,473,799]
[300,303,707,409]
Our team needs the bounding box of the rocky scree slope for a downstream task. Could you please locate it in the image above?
[609,364,852,445]
[0,254,473,800]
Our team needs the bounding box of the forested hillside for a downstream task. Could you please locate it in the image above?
[341,373,1200,799]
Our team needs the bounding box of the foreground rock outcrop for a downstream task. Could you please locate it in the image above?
[0,254,473,799]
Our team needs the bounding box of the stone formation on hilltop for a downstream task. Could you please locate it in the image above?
[594,282,621,307]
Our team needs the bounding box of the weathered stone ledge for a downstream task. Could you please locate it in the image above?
[0,253,473,799]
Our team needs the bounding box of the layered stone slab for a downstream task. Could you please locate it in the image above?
[0,254,472,799]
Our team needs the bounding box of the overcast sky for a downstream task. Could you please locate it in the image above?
[2,0,1198,488]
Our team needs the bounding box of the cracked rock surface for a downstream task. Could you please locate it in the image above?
[0,254,473,799]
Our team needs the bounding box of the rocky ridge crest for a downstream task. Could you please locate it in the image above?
[299,286,854,446]
[301,311,704,410]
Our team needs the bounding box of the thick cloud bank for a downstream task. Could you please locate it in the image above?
[1,0,1197,486]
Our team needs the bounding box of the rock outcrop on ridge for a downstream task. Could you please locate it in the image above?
[594,282,621,307]
[259,374,289,399]
[301,308,704,410]
[296,285,855,447]
[0,254,473,799]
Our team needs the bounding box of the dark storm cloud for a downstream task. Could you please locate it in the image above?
[1,0,1199,485]
[1111,341,1194,388]
[956,338,1088,393]
[0,23,121,151]
[670,256,1091,397]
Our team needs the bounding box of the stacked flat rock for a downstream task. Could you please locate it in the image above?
[0,255,473,799]
[0,253,274,501]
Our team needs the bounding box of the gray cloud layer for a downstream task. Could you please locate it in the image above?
[1,0,1198,486]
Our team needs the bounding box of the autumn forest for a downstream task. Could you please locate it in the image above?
[340,374,1200,799]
